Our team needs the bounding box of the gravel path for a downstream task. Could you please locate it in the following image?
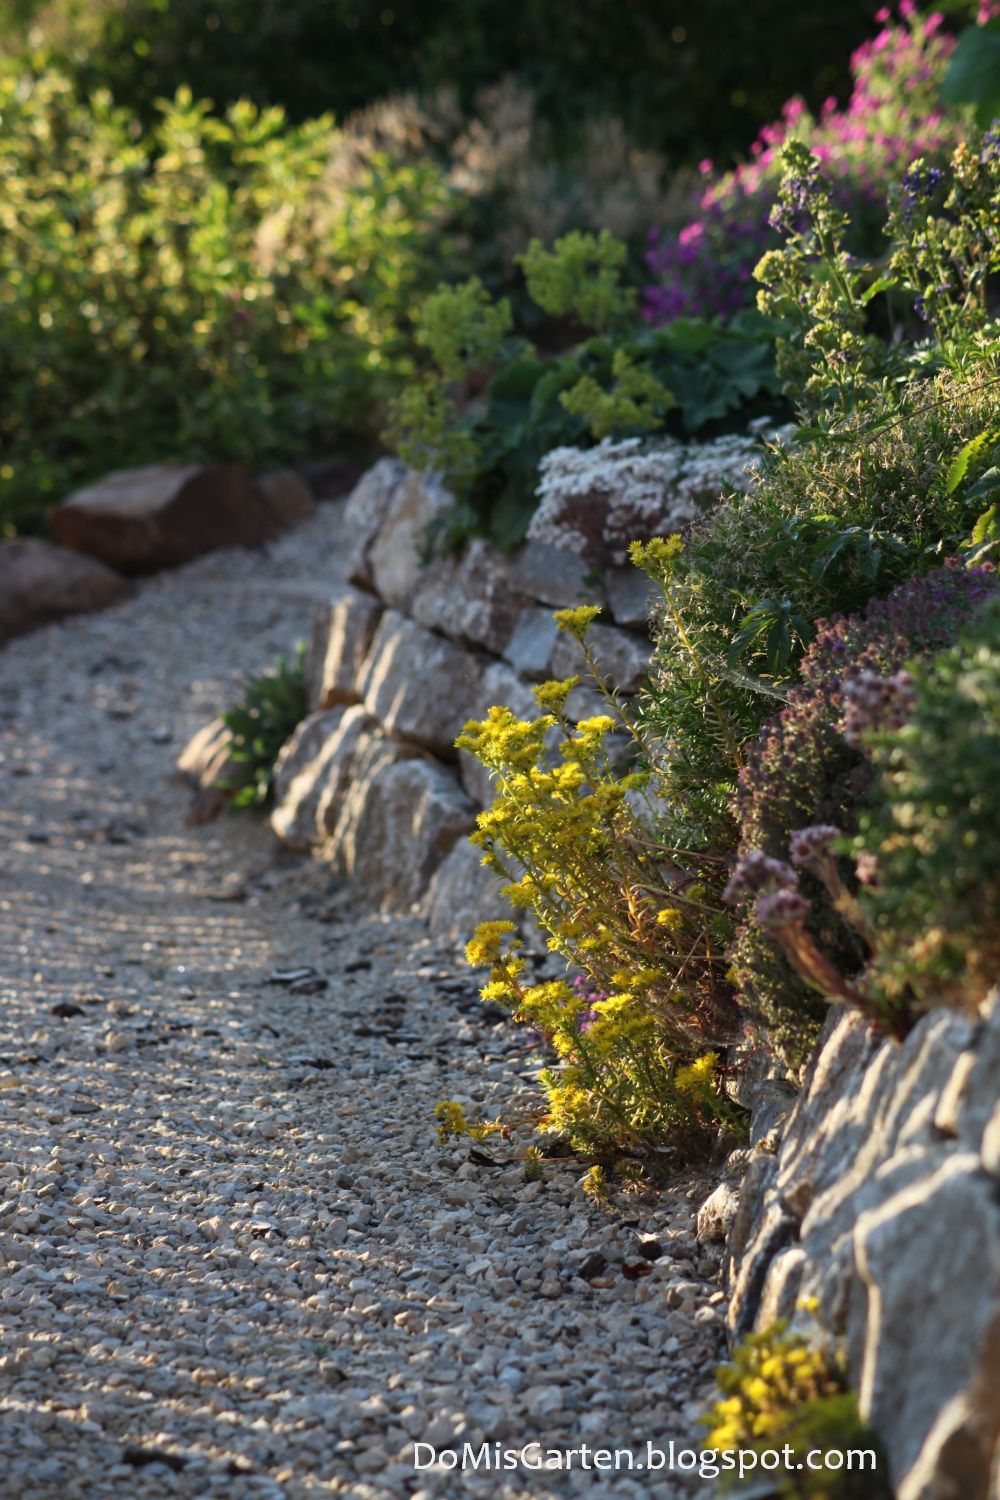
[0,505,726,1499]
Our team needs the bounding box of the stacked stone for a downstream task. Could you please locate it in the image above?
[265,459,656,936]
[717,990,1000,1500]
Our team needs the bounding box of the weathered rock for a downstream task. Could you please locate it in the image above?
[328,754,474,910]
[255,469,317,529]
[696,1182,741,1246]
[726,988,1000,1500]
[49,463,294,573]
[423,836,511,940]
[508,541,604,609]
[503,607,560,681]
[550,620,652,694]
[982,1102,1000,1179]
[855,1155,1000,1500]
[727,1189,798,1339]
[411,538,528,654]
[755,1247,806,1329]
[503,608,650,691]
[177,715,231,784]
[306,589,383,711]
[342,458,408,587]
[772,1008,884,1220]
[271,709,350,848]
[935,992,1000,1155]
[368,471,452,608]
[176,715,239,824]
[0,538,129,643]
[749,1080,799,1150]
[359,612,481,758]
[726,1154,779,1275]
[270,706,400,849]
[605,565,658,630]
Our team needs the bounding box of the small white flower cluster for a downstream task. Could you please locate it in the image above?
[530,425,795,565]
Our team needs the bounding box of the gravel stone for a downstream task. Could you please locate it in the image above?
[0,498,725,1498]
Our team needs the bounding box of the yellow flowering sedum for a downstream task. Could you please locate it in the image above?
[457,602,744,1161]
[703,1321,884,1497]
[465,920,518,969]
[553,605,602,640]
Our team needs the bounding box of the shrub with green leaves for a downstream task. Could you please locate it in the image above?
[390,231,783,547]
[221,647,307,811]
[728,565,997,1064]
[854,597,1000,1013]
[0,69,454,534]
[638,133,1000,804]
[631,133,1000,1060]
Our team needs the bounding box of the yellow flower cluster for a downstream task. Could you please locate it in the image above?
[553,605,602,641]
[532,676,579,713]
[674,1051,720,1098]
[464,919,518,969]
[702,1320,879,1496]
[457,604,744,1162]
[627,534,684,581]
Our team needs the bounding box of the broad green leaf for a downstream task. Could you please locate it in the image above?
[941,24,1000,120]
[946,429,1000,495]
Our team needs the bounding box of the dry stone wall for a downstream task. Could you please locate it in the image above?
[261,458,656,938]
[717,991,1000,1500]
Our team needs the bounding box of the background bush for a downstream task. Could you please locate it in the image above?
[643,8,965,323]
[730,565,998,1063]
[0,72,453,533]
[855,597,1000,1012]
[8,0,888,167]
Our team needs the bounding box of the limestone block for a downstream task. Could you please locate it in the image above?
[359,612,481,759]
[306,588,383,711]
[411,537,528,654]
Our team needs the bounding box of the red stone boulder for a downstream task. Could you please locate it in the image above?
[49,463,311,574]
[0,538,130,645]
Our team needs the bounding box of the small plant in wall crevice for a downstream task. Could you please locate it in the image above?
[220,646,307,811]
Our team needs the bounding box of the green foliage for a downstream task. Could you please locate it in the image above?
[728,565,997,1064]
[6,0,886,168]
[703,1320,888,1499]
[414,277,514,380]
[885,136,1000,346]
[755,141,882,415]
[516,230,635,332]
[755,134,1000,419]
[942,19,1000,127]
[855,599,1000,1012]
[221,647,307,810]
[390,238,782,548]
[559,349,676,439]
[662,360,1000,690]
[0,69,453,533]
[634,138,1000,1062]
